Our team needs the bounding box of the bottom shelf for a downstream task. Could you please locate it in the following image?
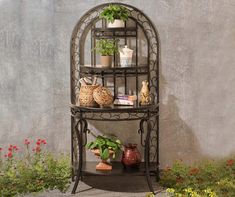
[81,162,158,176]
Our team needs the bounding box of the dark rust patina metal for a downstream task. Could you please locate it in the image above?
[70,2,160,194]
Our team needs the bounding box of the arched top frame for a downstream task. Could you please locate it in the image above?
[70,3,160,110]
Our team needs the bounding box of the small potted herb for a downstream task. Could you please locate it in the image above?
[94,39,118,67]
[86,135,122,171]
[100,4,129,28]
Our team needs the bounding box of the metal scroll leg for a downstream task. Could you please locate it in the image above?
[72,119,83,194]
[144,119,155,194]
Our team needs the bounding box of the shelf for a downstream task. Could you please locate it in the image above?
[82,162,158,176]
[80,65,148,77]
[93,27,137,38]
[71,103,159,113]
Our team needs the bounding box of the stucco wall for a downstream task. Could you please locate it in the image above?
[0,0,235,167]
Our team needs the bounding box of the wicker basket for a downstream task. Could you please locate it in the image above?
[93,86,113,107]
[79,85,99,107]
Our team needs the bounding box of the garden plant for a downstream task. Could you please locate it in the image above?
[94,39,118,56]
[0,138,71,197]
[86,135,122,160]
[100,4,129,23]
[160,157,235,197]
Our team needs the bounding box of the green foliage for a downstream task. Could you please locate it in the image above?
[94,39,118,56]
[86,135,122,160]
[100,4,129,23]
[161,157,235,197]
[146,192,155,197]
[0,140,71,197]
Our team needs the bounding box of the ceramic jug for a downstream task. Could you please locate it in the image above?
[122,143,141,168]
[119,45,133,67]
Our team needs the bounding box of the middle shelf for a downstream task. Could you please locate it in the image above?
[80,65,149,77]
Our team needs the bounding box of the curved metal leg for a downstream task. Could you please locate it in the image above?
[71,116,75,182]
[144,119,155,194]
[156,115,160,182]
[72,119,84,194]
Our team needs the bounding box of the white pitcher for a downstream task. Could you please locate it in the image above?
[119,45,133,67]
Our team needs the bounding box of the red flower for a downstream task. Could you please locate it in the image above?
[24,139,29,144]
[24,139,30,145]
[189,167,200,175]
[8,147,12,151]
[13,145,17,149]
[7,152,13,158]
[35,146,41,153]
[0,148,2,151]
[10,145,13,148]
[226,159,234,167]
[41,139,47,145]
[36,141,41,145]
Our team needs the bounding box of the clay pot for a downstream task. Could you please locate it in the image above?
[100,55,112,67]
[107,19,125,28]
[91,149,114,171]
[122,143,141,168]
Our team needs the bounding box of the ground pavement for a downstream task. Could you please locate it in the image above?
[25,176,167,197]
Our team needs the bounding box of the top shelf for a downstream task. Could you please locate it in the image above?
[93,27,137,38]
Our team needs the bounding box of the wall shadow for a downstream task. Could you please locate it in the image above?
[160,74,204,167]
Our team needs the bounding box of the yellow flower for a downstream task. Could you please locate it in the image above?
[166,188,175,193]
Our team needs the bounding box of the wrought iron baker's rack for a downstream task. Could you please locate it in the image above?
[70,3,160,194]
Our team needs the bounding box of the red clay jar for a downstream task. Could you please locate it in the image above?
[122,143,141,168]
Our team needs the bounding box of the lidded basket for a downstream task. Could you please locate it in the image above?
[93,86,113,107]
[78,85,99,107]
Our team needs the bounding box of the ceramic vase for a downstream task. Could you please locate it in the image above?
[122,143,141,168]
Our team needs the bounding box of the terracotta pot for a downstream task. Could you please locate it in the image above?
[100,55,112,67]
[122,144,141,168]
[107,19,125,28]
[91,149,114,171]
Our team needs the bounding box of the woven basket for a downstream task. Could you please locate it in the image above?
[93,86,113,107]
[79,85,99,107]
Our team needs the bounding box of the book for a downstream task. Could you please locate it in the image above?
[113,99,134,106]
[116,95,137,101]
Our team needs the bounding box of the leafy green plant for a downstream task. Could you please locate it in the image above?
[94,39,118,56]
[0,138,71,197]
[100,4,129,23]
[86,135,122,160]
[160,157,235,197]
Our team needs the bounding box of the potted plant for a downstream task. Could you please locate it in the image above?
[86,135,122,171]
[100,4,129,28]
[94,39,118,67]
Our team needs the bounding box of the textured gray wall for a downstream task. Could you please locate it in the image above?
[0,0,235,167]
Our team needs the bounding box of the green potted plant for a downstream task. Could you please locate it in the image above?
[94,39,118,67]
[86,135,122,171]
[100,4,129,28]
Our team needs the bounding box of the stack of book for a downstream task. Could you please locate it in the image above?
[113,95,137,106]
